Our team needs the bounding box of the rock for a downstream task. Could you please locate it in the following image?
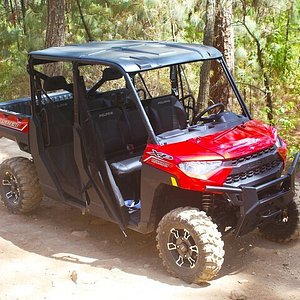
[71,230,89,238]
[251,272,256,276]
[282,263,289,267]
[70,270,78,284]
[143,264,150,268]
[230,289,247,300]
[238,279,249,284]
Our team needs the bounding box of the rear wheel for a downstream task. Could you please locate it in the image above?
[156,207,224,283]
[0,157,43,213]
[259,183,300,242]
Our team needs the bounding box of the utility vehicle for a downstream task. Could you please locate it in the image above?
[0,41,299,283]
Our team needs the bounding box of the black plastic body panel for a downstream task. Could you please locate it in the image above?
[133,163,174,233]
[206,153,300,237]
[0,126,29,151]
[29,41,223,73]
[224,146,283,187]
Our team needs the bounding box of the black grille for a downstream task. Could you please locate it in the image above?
[231,145,276,166]
[226,158,282,184]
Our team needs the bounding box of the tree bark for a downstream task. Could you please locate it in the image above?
[4,0,9,10]
[210,0,234,110]
[76,0,94,42]
[13,0,21,26]
[240,3,273,123]
[283,1,294,70]
[197,0,216,112]
[20,0,27,35]
[44,0,65,76]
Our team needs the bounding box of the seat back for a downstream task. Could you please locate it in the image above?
[148,95,187,134]
[91,107,128,157]
[126,107,148,149]
[44,76,68,91]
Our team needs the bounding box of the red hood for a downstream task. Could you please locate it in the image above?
[159,120,277,162]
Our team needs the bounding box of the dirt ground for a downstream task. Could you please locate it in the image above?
[0,138,299,300]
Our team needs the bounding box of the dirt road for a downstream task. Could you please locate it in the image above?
[0,138,299,300]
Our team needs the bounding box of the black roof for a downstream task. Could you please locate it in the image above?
[29,40,222,72]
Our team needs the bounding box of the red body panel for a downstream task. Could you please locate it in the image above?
[0,112,29,133]
[142,120,286,192]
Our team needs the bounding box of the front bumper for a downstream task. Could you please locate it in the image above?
[206,153,300,237]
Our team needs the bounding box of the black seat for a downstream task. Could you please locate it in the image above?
[126,107,148,149]
[91,107,127,156]
[43,76,73,93]
[110,156,142,176]
[91,105,143,176]
[89,87,151,177]
[148,95,187,134]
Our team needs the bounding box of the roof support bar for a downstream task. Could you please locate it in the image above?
[124,72,158,145]
[219,58,252,119]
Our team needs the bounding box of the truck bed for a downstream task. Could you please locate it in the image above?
[0,91,72,152]
[0,96,32,116]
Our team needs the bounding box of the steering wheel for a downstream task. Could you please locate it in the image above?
[193,103,225,124]
[180,94,197,115]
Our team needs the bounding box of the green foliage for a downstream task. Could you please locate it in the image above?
[234,0,300,154]
[0,1,46,101]
[0,0,299,154]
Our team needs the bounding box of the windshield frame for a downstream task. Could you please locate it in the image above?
[123,57,251,144]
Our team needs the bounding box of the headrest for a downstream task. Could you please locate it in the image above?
[102,68,122,81]
[44,76,68,91]
[149,96,177,108]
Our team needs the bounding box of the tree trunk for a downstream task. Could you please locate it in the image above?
[44,0,65,76]
[197,0,216,113]
[283,1,294,70]
[13,0,21,26]
[76,0,94,42]
[241,11,274,123]
[4,0,10,11]
[20,0,27,35]
[210,0,234,110]
[256,38,273,122]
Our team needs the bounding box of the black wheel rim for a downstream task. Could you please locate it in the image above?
[2,171,20,205]
[167,228,199,269]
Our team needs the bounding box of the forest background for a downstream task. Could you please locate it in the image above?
[0,0,299,155]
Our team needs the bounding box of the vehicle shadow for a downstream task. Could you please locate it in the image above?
[0,198,297,289]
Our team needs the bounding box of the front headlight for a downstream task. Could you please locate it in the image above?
[178,161,222,179]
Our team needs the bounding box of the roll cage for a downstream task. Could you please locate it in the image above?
[29,41,251,141]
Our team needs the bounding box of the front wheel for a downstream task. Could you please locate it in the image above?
[156,207,224,283]
[259,184,300,243]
